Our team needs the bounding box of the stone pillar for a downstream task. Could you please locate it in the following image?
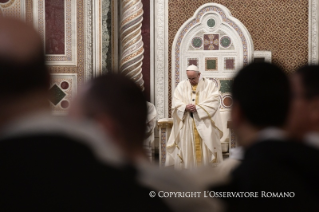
[119,0,144,91]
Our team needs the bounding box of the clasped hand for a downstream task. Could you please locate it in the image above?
[186,104,197,112]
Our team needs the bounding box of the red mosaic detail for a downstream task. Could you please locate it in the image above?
[61,100,69,109]
[225,58,235,70]
[45,0,65,54]
[60,81,69,89]
[188,58,198,66]
[204,34,219,50]
[223,96,233,107]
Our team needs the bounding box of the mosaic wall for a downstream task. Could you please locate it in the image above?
[48,0,84,86]
[49,74,77,113]
[0,0,23,18]
[45,0,65,55]
[168,0,308,116]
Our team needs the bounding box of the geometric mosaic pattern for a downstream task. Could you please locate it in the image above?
[220,80,232,93]
[50,74,75,113]
[0,0,22,18]
[204,34,219,50]
[221,94,233,108]
[48,0,84,86]
[205,57,218,71]
[224,57,235,70]
[187,58,198,66]
[208,78,233,109]
[207,18,216,28]
[160,128,167,166]
[191,37,203,48]
[220,36,232,48]
[49,84,66,105]
[168,0,308,117]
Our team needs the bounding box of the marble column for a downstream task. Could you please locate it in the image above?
[119,0,145,91]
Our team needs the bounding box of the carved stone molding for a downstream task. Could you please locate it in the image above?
[254,51,272,63]
[154,0,168,119]
[84,0,104,81]
[84,0,93,81]
[309,0,318,64]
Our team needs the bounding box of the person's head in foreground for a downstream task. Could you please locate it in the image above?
[231,62,291,148]
[186,65,201,86]
[0,17,49,129]
[288,65,319,139]
[70,73,148,161]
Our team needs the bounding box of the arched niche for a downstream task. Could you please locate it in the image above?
[171,3,254,146]
[172,3,254,88]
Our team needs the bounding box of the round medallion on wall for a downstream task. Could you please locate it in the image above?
[60,81,69,90]
[61,100,70,109]
[191,37,203,49]
[222,95,233,108]
[207,18,216,28]
[220,36,232,48]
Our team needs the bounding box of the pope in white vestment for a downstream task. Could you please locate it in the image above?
[166,65,223,170]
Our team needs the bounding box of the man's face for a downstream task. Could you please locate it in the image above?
[287,74,312,138]
[187,70,200,86]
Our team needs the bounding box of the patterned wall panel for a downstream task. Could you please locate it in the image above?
[0,0,24,19]
[2,0,102,115]
[50,74,77,115]
[46,0,84,86]
[32,0,86,114]
[36,0,77,65]
[168,0,308,117]
[45,0,65,55]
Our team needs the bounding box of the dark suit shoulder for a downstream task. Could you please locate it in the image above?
[0,134,172,212]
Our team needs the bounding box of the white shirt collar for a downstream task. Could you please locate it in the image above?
[229,146,244,160]
[304,132,319,150]
[0,112,125,167]
[257,127,287,142]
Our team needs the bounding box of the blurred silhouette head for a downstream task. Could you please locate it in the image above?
[0,17,49,100]
[0,17,49,128]
[231,62,291,147]
[72,73,148,159]
[288,65,319,139]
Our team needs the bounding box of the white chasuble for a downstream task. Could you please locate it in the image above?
[166,78,223,170]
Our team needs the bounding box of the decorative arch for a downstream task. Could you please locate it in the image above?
[171,3,254,90]
[171,3,254,147]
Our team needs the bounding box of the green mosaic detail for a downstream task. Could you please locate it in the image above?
[207,19,215,27]
[220,36,231,48]
[220,80,233,93]
[49,84,66,105]
[207,60,216,70]
[192,37,202,48]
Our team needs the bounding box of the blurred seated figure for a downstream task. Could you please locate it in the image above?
[0,17,170,212]
[211,62,318,212]
[70,73,223,212]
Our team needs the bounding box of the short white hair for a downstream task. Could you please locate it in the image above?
[186,65,199,72]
